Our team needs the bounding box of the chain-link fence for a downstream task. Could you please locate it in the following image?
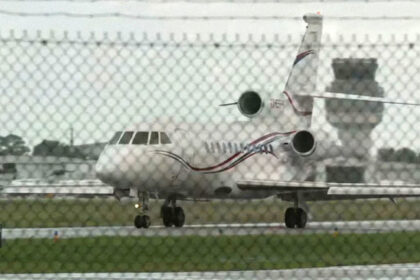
[1,15,420,279]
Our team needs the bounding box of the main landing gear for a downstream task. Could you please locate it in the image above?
[284,207,307,229]
[134,192,151,229]
[161,199,185,228]
[132,192,186,229]
[284,192,308,229]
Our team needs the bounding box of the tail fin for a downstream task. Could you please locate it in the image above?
[284,13,323,126]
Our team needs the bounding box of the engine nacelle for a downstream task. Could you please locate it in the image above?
[291,130,316,157]
[237,91,263,118]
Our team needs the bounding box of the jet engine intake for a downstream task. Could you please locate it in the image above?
[238,91,263,118]
[291,130,316,157]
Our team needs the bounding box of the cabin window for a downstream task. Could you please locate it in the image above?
[132,132,149,145]
[108,131,122,145]
[150,131,159,145]
[233,143,240,153]
[119,131,134,144]
[228,142,233,153]
[216,142,221,153]
[160,132,172,144]
[210,142,215,153]
[204,142,211,153]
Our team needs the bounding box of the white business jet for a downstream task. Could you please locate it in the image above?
[5,14,420,229]
[92,13,420,229]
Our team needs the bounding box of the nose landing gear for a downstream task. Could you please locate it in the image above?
[284,192,308,229]
[134,192,151,229]
[134,214,151,229]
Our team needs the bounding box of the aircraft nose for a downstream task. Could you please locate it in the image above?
[95,149,120,185]
[95,159,111,183]
[95,146,137,187]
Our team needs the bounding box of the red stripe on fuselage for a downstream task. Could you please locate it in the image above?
[187,131,294,172]
[283,91,312,116]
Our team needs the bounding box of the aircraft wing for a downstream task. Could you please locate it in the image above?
[237,180,420,198]
[0,179,114,196]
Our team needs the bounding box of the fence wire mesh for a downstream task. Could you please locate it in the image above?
[1,24,420,279]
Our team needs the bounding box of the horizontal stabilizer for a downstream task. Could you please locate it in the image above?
[305,91,420,106]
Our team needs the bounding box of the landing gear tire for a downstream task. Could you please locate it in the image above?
[285,208,297,228]
[284,207,307,229]
[296,208,307,228]
[134,215,151,229]
[133,191,151,229]
[161,203,185,228]
[173,207,185,228]
[161,206,174,228]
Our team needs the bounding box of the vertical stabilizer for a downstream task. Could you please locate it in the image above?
[283,14,323,126]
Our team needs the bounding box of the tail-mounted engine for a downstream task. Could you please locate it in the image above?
[290,130,316,157]
[237,91,263,118]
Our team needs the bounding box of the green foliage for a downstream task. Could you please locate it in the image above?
[377,147,420,164]
[393,148,418,163]
[377,147,395,162]
[0,134,30,156]
[32,140,84,158]
[0,233,419,273]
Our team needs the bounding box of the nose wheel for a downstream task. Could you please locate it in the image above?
[134,192,151,229]
[161,199,185,228]
[134,214,151,229]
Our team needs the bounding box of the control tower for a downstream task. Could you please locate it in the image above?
[326,58,384,158]
[325,58,384,182]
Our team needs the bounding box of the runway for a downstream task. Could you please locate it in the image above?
[2,219,420,240]
[1,263,420,280]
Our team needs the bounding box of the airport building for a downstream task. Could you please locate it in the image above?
[0,155,97,182]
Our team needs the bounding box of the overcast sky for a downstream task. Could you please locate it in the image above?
[0,1,420,152]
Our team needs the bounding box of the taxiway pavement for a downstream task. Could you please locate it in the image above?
[0,263,420,280]
[2,219,420,239]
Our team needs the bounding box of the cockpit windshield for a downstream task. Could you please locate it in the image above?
[119,131,134,144]
[108,131,122,144]
[132,132,149,145]
[109,131,172,145]
[150,132,159,145]
[160,132,171,144]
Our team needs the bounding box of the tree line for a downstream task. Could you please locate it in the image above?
[377,147,420,164]
[0,134,103,160]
